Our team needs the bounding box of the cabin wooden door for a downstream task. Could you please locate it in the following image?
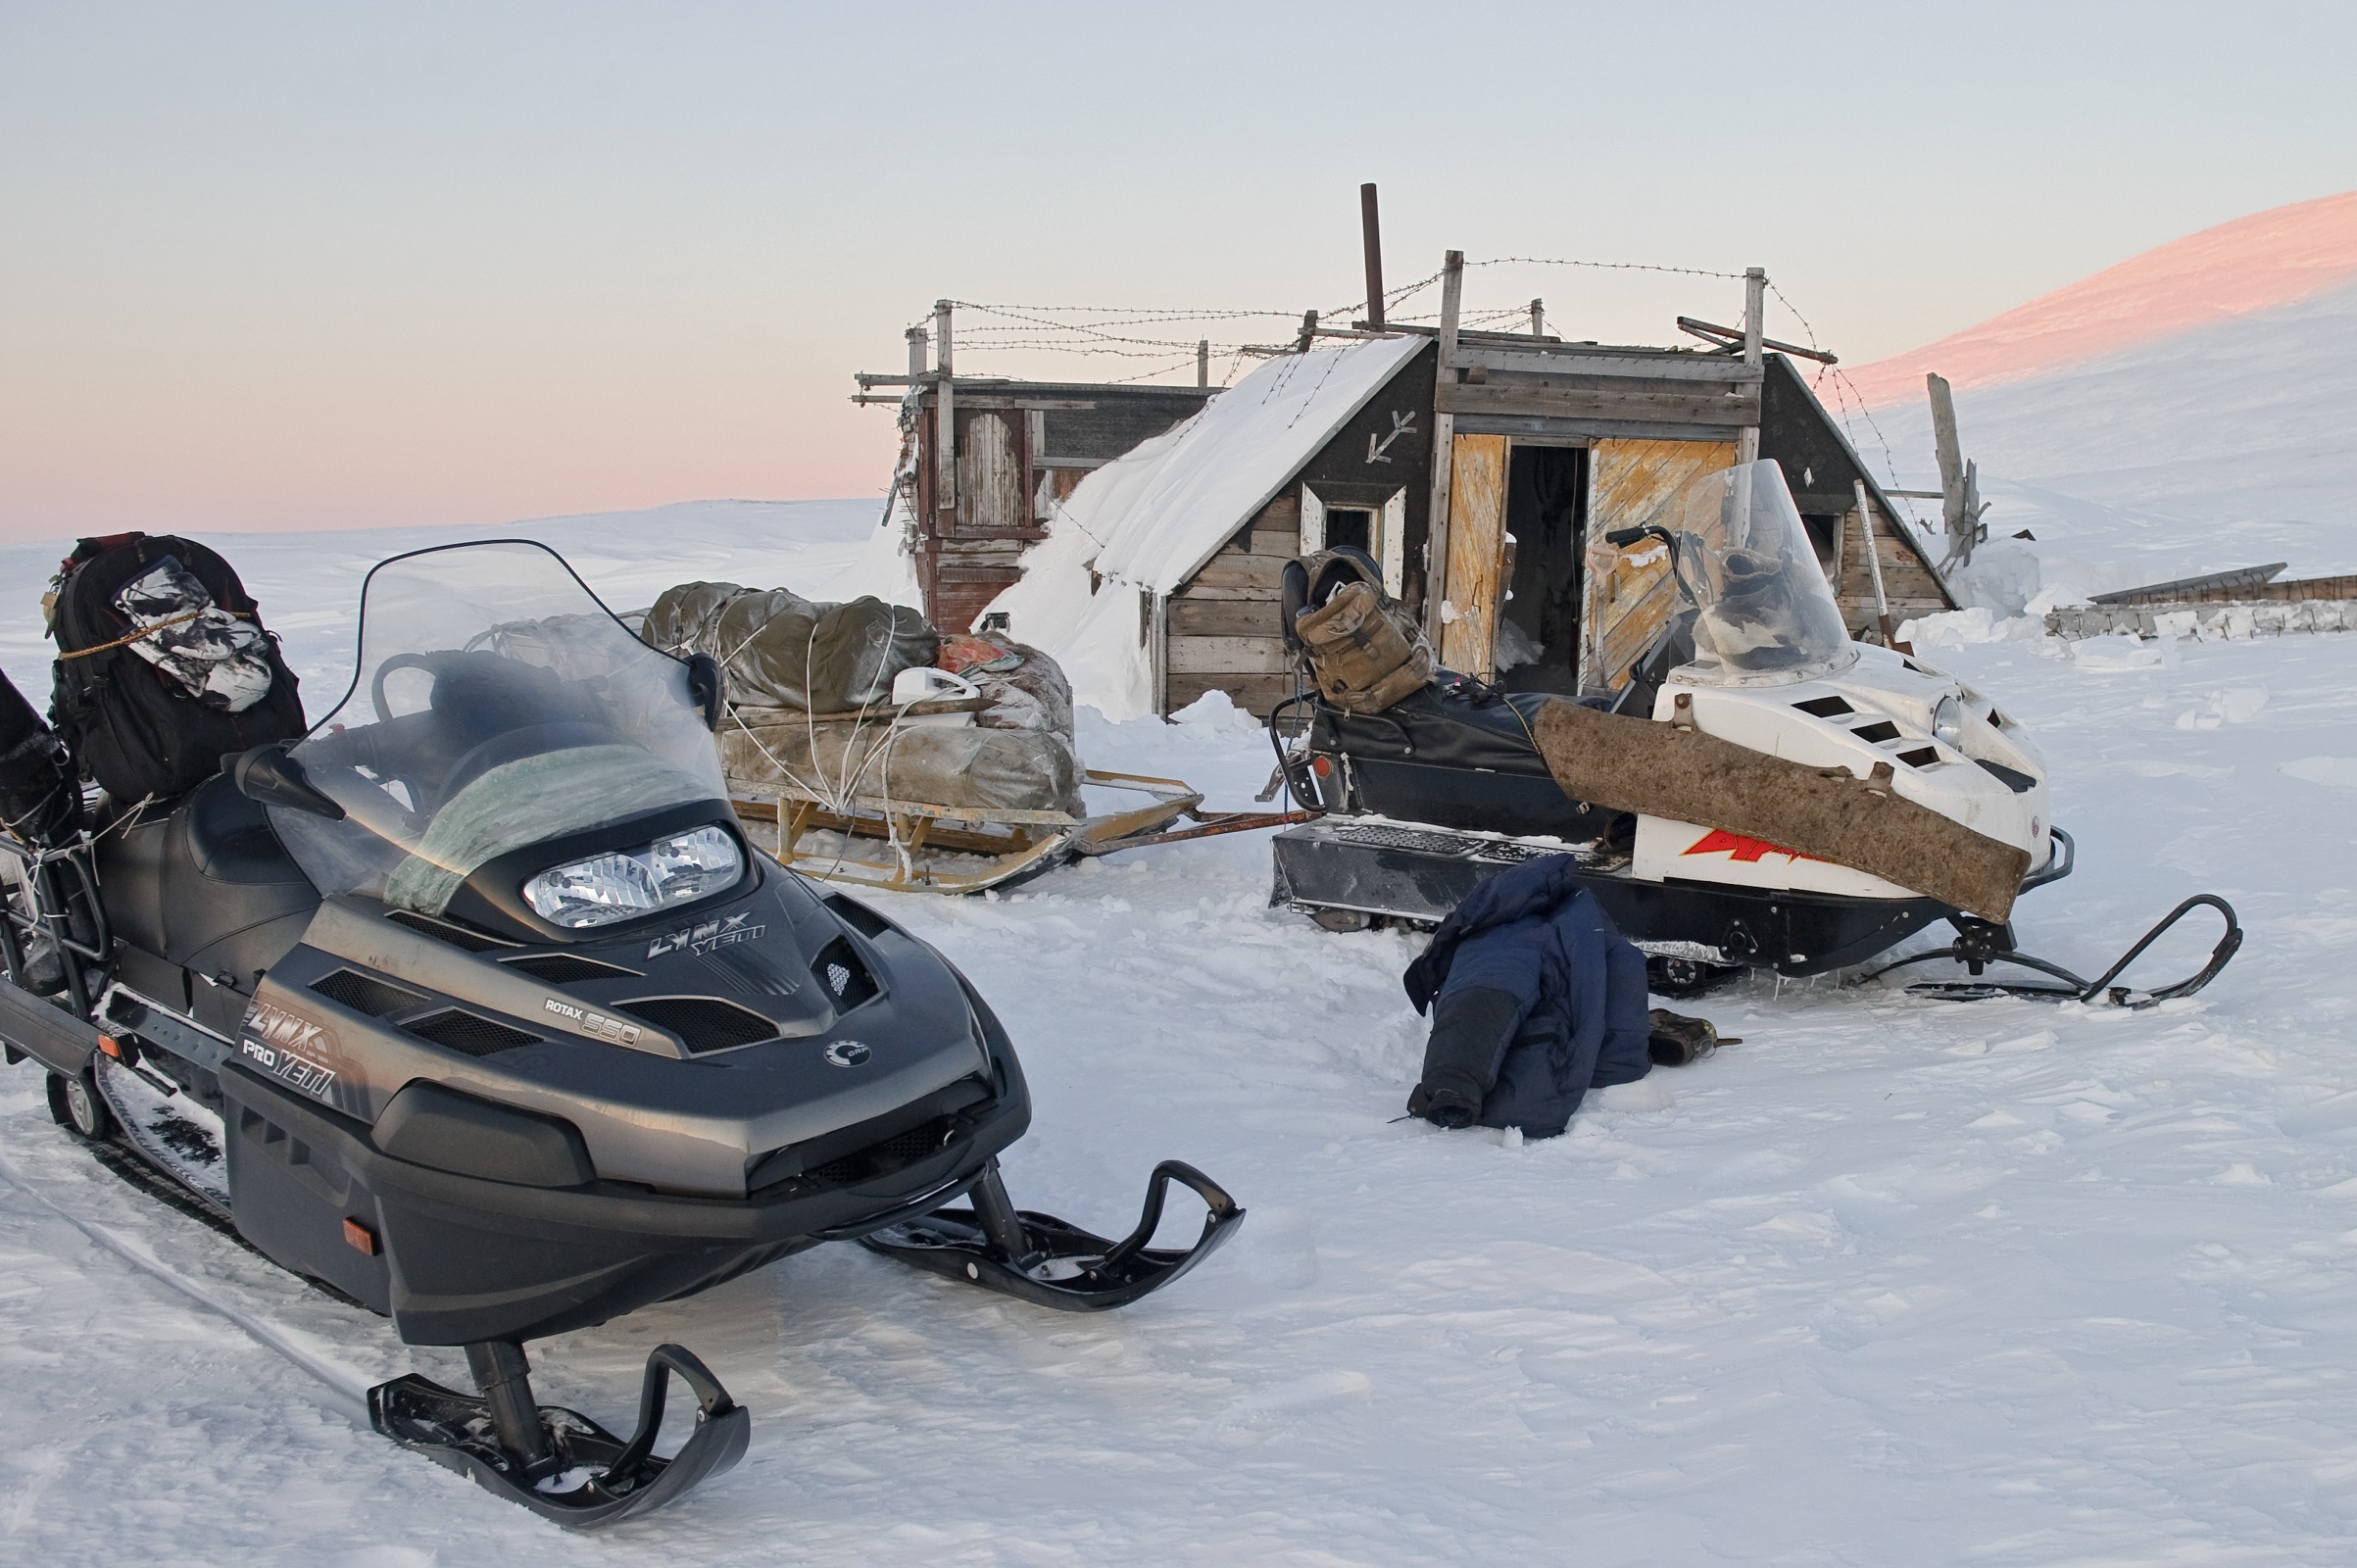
[1438,433,1510,674]
[1581,437,1737,694]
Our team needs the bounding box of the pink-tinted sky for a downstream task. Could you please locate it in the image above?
[5,3,2356,545]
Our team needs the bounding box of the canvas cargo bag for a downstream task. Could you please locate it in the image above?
[46,533,307,803]
[1293,552,1433,715]
[642,581,937,713]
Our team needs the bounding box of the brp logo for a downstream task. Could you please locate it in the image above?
[823,1041,871,1068]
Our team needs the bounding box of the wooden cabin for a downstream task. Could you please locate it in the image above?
[855,308,1217,635]
[864,270,1956,720]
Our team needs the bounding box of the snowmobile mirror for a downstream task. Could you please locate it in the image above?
[229,742,345,820]
[685,654,726,732]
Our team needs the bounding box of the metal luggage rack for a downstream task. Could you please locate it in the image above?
[1329,821,1575,864]
[0,824,113,1021]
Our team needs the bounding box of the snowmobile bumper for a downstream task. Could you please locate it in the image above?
[216,1050,1030,1347]
[1270,817,1964,977]
[861,1157,1244,1311]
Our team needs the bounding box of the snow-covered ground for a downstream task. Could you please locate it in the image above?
[6,498,2357,1565]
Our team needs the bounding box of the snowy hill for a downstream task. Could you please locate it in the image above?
[1841,191,2357,598]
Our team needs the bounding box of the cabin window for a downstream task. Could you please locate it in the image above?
[1301,485,1407,597]
[1324,509,1375,555]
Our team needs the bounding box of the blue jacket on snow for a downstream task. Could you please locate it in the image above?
[1401,855,1652,1138]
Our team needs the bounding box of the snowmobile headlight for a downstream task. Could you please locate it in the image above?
[522,825,744,929]
[1933,695,1965,749]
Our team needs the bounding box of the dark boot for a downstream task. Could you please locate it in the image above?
[1647,1008,1737,1067]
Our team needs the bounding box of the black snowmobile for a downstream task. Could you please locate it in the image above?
[1266,463,2241,1006]
[0,539,1241,1528]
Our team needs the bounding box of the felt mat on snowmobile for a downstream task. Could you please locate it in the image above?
[1533,699,2031,923]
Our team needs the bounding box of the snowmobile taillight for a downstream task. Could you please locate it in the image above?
[1312,756,1332,777]
[342,1217,379,1256]
[522,824,743,929]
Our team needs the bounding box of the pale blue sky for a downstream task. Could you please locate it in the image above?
[4,1,2351,540]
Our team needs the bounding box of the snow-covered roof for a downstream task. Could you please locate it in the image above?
[1064,332,1426,595]
[982,332,1425,719]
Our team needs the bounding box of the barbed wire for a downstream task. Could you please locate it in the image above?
[1468,255,1746,281]
[1815,364,1927,531]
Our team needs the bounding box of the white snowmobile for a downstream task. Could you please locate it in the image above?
[0,540,1241,1528]
[1269,462,2240,1005]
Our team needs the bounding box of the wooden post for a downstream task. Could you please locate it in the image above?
[1856,479,1898,649]
[1529,298,1544,337]
[1927,371,1974,570]
[1150,592,1169,719]
[1197,339,1209,387]
[906,325,928,379]
[1360,183,1385,327]
[933,300,956,520]
[1736,268,1765,466]
[1423,250,1464,639]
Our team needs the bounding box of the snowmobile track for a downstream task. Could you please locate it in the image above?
[0,1129,371,1419]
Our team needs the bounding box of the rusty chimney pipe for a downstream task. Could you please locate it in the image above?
[1360,183,1385,328]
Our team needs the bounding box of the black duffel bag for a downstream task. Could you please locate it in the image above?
[46,533,308,803]
[0,667,80,849]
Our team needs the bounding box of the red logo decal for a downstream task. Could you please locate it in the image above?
[1681,828,1825,864]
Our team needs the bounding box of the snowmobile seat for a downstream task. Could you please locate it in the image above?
[95,772,319,1029]
[1312,680,1621,840]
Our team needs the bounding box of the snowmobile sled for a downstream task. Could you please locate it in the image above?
[0,539,1242,1529]
[1267,462,2240,1005]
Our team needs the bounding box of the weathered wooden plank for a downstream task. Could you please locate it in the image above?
[1253,494,1301,528]
[1582,437,1738,691]
[1450,347,1761,383]
[1166,634,1291,674]
[957,409,1026,533]
[1188,555,1288,592]
[1439,381,1760,425]
[1439,432,1509,674]
[1172,598,1285,637]
[1167,671,1296,718]
[1172,584,1282,602]
[1833,505,1949,634]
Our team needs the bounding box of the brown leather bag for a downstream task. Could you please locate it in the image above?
[1294,564,1434,714]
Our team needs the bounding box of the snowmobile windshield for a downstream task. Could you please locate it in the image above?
[270,540,734,922]
[1668,461,1859,688]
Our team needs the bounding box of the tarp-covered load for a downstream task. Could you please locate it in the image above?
[642,582,1083,816]
[642,582,938,713]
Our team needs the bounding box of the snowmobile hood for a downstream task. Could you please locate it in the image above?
[247,857,998,1198]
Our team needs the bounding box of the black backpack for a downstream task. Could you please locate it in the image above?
[47,533,308,803]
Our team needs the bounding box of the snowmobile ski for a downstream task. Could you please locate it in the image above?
[862,1158,1244,1311]
[369,1342,750,1530]
[1863,893,2242,1007]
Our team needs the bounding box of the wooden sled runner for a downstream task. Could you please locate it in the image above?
[732,768,1312,895]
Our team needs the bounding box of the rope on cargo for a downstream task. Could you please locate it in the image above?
[57,608,253,661]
